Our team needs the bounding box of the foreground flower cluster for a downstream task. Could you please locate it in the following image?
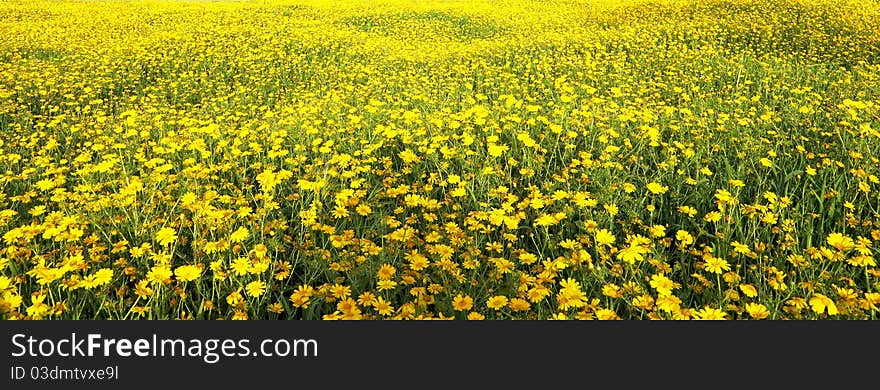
[1,0,879,320]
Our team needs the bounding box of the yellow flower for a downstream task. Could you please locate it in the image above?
[467,312,485,320]
[677,205,697,217]
[377,263,396,280]
[174,265,202,282]
[245,281,266,297]
[227,289,244,306]
[330,284,351,299]
[486,295,508,310]
[675,230,695,246]
[376,280,397,291]
[557,278,587,310]
[739,284,758,298]
[1,292,24,313]
[826,233,854,251]
[703,211,722,223]
[267,303,284,314]
[487,143,508,157]
[35,179,56,191]
[648,225,666,238]
[373,297,393,316]
[134,280,153,299]
[714,189,734,204]
[256,168,279,192]
[632,294,655,310]
[357,292,377,307]
[155,227,178,247]
[602,284,623,298]
[745,303,769,319]
[603,203,618,216]
[452,294,473,311]
[331,205,349,219]
[527,285,550,303]
[92,268,114,286]
[405,250,429,271]
[847,255,876,267]
[26,293,51,320]
[594,229,615,246]
[616,245,644,264]
[646,182,668,194]
[550,313,568,320]
[356,204,372,216]
[229,227,249,243]
[809,294,838,316]
[509,298,531,312]
[289,285,314,308]
[517,132,537,147]
[595,308,620,320]
[703,256,730,274]
[518,252,538,265]
[694,306,727,320]
[146,264,172,286]
[534,213,556,227]
[29,205,46,216]
[180,192,198,207]
[398,149,421,164]
[650,274,675,296]
[231,258,251,276]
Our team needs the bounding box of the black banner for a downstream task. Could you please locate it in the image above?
[1,320,876,388]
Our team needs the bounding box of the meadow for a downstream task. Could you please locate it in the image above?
[1,0,879,320]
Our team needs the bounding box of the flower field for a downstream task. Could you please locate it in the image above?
[1,0,879,320]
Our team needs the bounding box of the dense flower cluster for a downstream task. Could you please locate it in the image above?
[1,0,879,320]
